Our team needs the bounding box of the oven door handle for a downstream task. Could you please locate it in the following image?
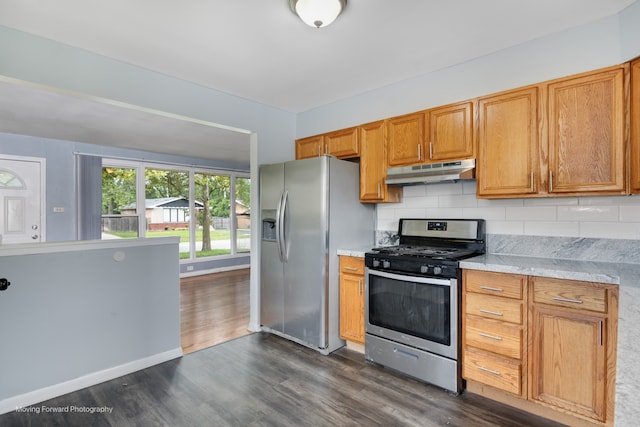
[366,268,452,286]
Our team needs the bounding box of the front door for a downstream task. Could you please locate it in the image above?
[0,156,44,244]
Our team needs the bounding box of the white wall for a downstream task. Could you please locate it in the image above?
[621,0,640,60]
[0,26,297,166]
[377,182,640,240]
[296,13,628,137]
[0,238,181,414]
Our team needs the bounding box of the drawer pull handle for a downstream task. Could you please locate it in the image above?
[552,296,583,304]
[479,286,503,292]
[479,332,502,341]
[344,267,359,271]
[477,366,501,376]
[479,309,503,317]
[393,347,419,361]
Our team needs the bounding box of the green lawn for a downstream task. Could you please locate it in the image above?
[106,229,233,240]
[105,229,250,259]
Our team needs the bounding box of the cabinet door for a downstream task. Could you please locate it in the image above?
[359,121,402,203]
[295,135,324,159]
[477,87,539,197]
[529,304,606,421]
[387,112,425,166]
[547,66,625,194]
[632,58,640,193]
[325,127,359,159]
[427,101,474,161]
[339,261,364,345]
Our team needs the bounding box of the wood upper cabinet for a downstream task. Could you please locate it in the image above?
[295,127,359,160]
[546,66,626,195]
[631,58,640,193]
[387,112,425,166]
[387,104,474,167]
[295,135,324,159]
[477,65,627,198]
[359,120,402,203]
[324,127,359,158]
[529,277,618,425]
[426,101,474,161]
[339,256,365,344]
[477,86,540,198]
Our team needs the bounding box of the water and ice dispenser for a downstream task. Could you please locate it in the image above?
[261,210,277,241]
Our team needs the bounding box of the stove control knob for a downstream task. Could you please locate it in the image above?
[420,265,429,274]
[382,260,391,269]
[372,259,380,268]
[433,266,442,275]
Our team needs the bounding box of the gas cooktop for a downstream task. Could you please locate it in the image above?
[368,245,478,260]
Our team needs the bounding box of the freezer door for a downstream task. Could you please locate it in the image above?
[259,163,285,333]
[282,157,329,348]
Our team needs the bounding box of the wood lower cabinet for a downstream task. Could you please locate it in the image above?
[359,120,402,203]
[631,58,640,193]
[529,277,618,425]
[462,270,527,397]
[339,256,365,344]
[462,270,619,427]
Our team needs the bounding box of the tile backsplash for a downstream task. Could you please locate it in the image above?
[376,180,640,240]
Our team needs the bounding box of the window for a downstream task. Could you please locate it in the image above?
[144,168,191,258]
[101,166,139,238]
[101,159,250,261]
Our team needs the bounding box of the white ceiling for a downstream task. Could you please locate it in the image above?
[0,0,636,164]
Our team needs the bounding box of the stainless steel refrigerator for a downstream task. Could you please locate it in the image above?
[260,155,374,354]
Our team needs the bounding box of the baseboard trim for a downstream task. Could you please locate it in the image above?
[180,264,249,278]
[0,347,183,416]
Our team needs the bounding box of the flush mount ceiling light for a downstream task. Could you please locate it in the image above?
[289,0,347,28]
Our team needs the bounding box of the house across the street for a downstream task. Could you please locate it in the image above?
[122,197,203,231]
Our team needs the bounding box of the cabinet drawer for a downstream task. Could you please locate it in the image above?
[466,293,523,325]
[464,270,524,299]
[465,316,522,359]
[532,277,607,313]
[340,256,364,275]
[463,348,522,395]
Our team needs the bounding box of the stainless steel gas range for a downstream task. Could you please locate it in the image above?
[364,218,486,393]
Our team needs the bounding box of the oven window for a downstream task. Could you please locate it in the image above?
[368,273,450,346]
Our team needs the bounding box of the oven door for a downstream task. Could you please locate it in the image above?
[365,268,457,360]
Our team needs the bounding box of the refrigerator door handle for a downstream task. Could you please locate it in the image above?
[279,190,290,262]
[275,190,285,262]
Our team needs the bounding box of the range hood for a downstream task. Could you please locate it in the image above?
[386,159,476,185]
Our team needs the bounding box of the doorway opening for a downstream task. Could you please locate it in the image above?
[180,268,251,354]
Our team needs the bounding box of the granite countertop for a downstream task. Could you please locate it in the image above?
[460,253,640,288]
[337,247,371,258]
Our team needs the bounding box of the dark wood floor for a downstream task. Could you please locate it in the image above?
[1,332,567,427]
[180,268,251,354]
